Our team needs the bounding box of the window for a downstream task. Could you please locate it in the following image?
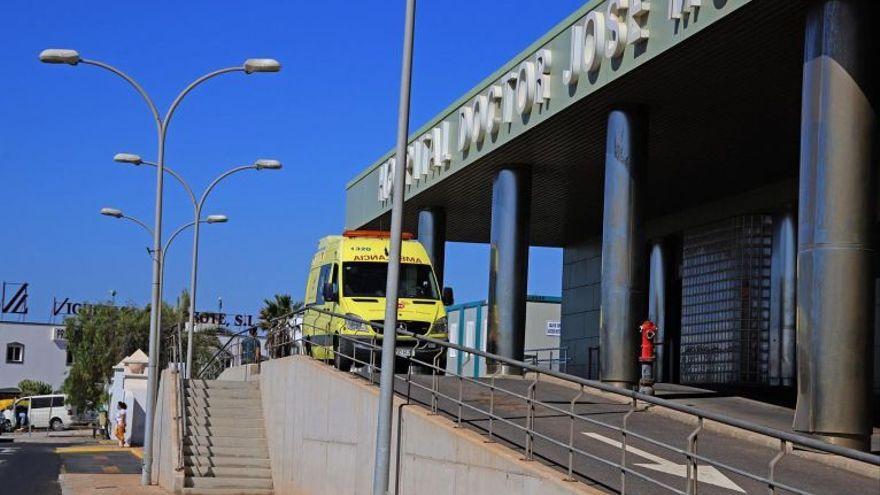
[31,397,51,409]
[51,396,65,408]
[314,264,339,305]
[6,343,24,364]
[342,262,439,299]
[314,264,332,304]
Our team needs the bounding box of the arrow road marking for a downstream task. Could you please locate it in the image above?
[582,432,746,493]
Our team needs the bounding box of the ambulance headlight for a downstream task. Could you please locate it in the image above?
[346,314,367,332]
[432,316,448,335]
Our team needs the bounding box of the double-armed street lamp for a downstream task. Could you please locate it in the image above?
[41,48,280,485]
[112,153,282,377]
[99,207,228,289]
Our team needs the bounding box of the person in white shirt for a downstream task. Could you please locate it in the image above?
[114,401,128,447]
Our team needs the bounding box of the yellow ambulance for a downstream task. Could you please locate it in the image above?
[301,230,452,372]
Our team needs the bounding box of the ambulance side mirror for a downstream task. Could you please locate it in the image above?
[441,287,454,306]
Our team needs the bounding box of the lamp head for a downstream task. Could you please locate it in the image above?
[254,159,282,170]
[100,207,123,218]
[39,49,81,65]
[244,58,281,74]
[206,215,228,224]
[113,153,143,165]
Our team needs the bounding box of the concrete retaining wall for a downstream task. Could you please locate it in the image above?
[150,368,183,492]
[259,355,598,495]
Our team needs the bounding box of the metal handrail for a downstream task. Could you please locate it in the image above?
[196,326,262,379]
[286,306,880,465]
[173,324,186,471]
[248,307,878,494]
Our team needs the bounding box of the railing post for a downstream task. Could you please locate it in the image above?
[686,416,703,495]
[524,374,538,461]
[487,374,496,443]
[767,439,788,494]
[430,352,440,415]
[621,397,637,494]
[456,374,464,427]
[370,336,378,385]
[566,385,584,481]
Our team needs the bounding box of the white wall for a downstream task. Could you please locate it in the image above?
[258,356,597,495]
[0,321,69,390]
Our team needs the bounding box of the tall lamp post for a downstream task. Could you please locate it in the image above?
[41,48,281,485]
[373,0,417,494]
[113,153,282,377]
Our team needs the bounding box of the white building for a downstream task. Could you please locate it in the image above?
[107,349,148,446]
[0,321,70,391]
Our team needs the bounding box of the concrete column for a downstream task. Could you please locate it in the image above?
[794,0,875,450]
[417,208,446,286]
[648,242,666,383]
[770,212,797,387]
[487,167,531,374]
[600,109,647,388]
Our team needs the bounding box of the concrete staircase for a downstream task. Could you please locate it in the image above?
[182,379,273,495]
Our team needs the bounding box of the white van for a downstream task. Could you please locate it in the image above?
[2,394,74,430]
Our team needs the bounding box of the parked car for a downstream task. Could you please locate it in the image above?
[1,394,75,431]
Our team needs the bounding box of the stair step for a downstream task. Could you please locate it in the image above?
[185,465,272,479]
[187,387,261,400]
[186,396,259,409]
[185,455,270,469]
[181,489,273,495]
[184,445,268,458]
[187,416,263,428]
[186,425,265,438]
[186,406,258,419]
[187,379,259,390]
[186,435,266,448]
[185,476,273,490]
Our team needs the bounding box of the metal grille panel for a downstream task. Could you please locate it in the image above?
[680,215,772,384]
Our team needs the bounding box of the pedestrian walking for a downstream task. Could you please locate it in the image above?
[114,401,128,447]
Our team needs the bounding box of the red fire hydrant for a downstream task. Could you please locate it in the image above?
[639,320,658,395]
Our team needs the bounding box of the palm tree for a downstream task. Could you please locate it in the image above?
[260,294,302,357]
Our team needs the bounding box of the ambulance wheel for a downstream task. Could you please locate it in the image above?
[334,337,353,372]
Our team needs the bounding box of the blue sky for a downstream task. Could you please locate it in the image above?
[0,0,581,320]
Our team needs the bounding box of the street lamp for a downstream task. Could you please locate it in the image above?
[44,49,280,485]
[373,1,416,493]
[99,208,228,287]
[114,154,282,376]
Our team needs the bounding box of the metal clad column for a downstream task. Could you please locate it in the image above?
[648,242,666,383]
[487,167,531,374]
[600,109,647,388]
[794,0,875,450]
[770,212,797,387]
[417,208,446,286]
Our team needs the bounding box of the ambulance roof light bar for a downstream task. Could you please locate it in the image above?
[343,230,414,240]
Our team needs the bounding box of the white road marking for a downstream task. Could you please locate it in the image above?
[582,432,746,493]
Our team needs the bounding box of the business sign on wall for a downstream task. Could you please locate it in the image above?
[373,0,709,204]
[1,282,29,315]
[2,280,258,327]
[346,0,748,229]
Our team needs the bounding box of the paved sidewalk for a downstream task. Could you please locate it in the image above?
[57,444,170,495]
[60,473,170,495]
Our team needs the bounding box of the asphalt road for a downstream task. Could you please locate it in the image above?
[373,371,880,495]
[0,440,62,495]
